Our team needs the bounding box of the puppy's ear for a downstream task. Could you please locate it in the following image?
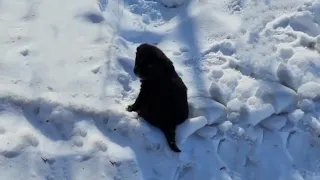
[137,43,149,52]
[136,44,143,52]
[136,45,141,52]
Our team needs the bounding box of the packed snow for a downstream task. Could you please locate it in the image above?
[1,0,320,179]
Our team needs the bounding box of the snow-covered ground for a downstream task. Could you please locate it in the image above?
[1,0,320,179]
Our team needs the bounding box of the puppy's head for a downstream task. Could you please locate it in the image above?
[134,43,175,80]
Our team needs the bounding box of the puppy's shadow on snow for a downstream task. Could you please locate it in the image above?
[173,0,207,95]
[11,1,208,178]
[121,0,206,94]
[20,99,84,141]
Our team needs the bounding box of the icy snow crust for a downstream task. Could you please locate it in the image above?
[1,0,320,179]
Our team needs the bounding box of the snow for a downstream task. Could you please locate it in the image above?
[176,116,207,144]
[256,82,298,114]
[298,82,320,100]
[288,109,305,124]
[298,99,315,112]
[260,115,288,131]
[243,97,276,126]
[277,62,297,90]
[196,125,218,139]
[218,121,233,133]
[188,97,226,124]
[1,0,320,179]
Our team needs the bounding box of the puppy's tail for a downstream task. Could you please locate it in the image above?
[163,128,181,152]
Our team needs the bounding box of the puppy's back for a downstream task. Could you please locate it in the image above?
[170,76,189,124]
[156,76,188,124]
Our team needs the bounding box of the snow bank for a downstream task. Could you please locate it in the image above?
[276,63,297,90]
[256,82,298,114]
[260,115,287,131]
[188,97,227,125]
[298,82,320,100]
[242,96,275,126]
[196,125,218,139]
[288,109,304,124]
[176,116,207,144]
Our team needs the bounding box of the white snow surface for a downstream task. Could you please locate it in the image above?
[1,0,320,179]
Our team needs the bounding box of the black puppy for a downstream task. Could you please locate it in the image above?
[127,43,189,152]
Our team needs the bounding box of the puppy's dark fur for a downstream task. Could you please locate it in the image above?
[127,43,189,152]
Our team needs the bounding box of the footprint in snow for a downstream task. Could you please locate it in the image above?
[175,163,195,180]
[228,0,244,13]
[0,126,6,134]
[21,0,39,21]
[98,0,108,12]
[20,49,29,56]
[76,11,105,24]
